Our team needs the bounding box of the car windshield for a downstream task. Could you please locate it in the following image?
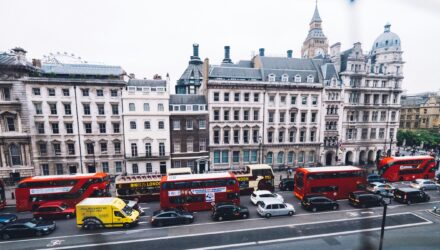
[122,205,133,216]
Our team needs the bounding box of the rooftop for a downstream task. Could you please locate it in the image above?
[128,79,167,87]
[169,94,206,105]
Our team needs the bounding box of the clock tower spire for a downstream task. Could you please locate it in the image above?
[301,1,329,58]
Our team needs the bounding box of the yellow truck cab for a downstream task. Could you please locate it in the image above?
[76,197,140,229]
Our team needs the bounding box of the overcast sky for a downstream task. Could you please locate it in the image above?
[1,0,439,94]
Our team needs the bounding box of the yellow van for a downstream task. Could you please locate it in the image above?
[76,197,140,229]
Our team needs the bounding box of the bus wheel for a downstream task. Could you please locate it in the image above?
[265,213,271,218]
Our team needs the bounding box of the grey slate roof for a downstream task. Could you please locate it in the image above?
[401,95,429,107]
[210,66,262,80]
[42,63,123,76]
[177,63,203,85]
[128,79,166,87]
[259,57,318,71]
[170,94,206,105]
[0,50,35,70]
[321,63,338,80]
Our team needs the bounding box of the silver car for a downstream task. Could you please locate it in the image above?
[257,200,295,218]
[366,182,396,194]
[410,179,438,191]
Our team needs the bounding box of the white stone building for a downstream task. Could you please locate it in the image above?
[122,78,171,174]
[24,54,126,176]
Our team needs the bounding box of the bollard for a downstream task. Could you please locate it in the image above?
[11,191,15,200]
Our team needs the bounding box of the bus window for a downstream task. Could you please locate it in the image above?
[296,172,304,188]
[311,186,338,193]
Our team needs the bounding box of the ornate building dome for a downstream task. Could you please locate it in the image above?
[371,23,401,53]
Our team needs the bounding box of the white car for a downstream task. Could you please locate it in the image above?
[250,190,283,206]
[366,182,396,194]
[257,200,295,218]
[410,179,438,191]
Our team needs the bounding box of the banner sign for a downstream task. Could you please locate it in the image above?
[30,186,73,195]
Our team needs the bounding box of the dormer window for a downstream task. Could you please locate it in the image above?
[307,75,314,83]
[142,87,150,93]
[128,86,136,93]
[294,75,301,83]
[268,74,276,82]
[281,74,288,82]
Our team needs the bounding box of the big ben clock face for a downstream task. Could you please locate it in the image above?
[315,48,324,56]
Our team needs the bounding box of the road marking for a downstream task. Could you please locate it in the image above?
[2,201,438,245]
[46,240,65,247]
[38,212,432,250]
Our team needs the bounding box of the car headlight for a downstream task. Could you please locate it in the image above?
[4,220,9,223]
[43,228,48,231]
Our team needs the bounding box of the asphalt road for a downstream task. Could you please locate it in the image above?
[1,182,440,250]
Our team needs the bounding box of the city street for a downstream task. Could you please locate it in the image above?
[1,183,440,250]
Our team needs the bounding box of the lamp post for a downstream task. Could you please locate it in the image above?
[379,195,392,250]
[258,135,263,164]
[388,138,393,157]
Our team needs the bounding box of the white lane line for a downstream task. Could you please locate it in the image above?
[38,212,432,250]
[2,201,437,245]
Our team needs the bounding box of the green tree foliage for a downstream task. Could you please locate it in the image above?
[397,129,440,149]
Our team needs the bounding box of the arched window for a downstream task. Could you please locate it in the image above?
[308,151,316,163]
[10,144,22,166]
[298,151,305,163]
[307,75,314,83]
[268,74,276,82]
[266,152,273,164]
[287,151,296,164]
[281,74,288,82]
[294,75,301,83]
[277,152,284,164]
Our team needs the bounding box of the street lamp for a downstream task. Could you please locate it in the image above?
[92,141,96,173]
[379,195,392,250]
[258,135,263,164]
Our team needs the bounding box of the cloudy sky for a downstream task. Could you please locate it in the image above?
[1,0,439,94]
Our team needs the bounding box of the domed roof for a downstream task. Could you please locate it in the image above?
[372,24,401,51]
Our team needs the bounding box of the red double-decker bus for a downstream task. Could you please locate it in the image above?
[0,179,6,210]
[160,172,240,212]
[15,173,110,212]
[294,166,366,200]
[378,156,437,182]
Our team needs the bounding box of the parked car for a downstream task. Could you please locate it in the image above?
[150,209,194,227]
[366,182,396,194]
[410,179,438,191]
[0,214,18,225]
[367,174,386,183]
[250,190,283,205]
[348,191,382,208]
[211,202,249,221]
[279,178,294,191]
[434,173,440,182]
[0,219,56,240]
[33,202,75,220]
[393,188,430,205]
[257,201,295,218]
[301,195,339,212]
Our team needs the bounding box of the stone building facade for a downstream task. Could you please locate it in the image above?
[400,92,440,130]
[24,53,126,176]
[122,78,171,174]
[0,48,36,179]
[169,94,209,173]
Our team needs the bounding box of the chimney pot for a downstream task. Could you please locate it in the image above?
[287,50,293,58]
[222,46,232,63]
[259,48,265,56]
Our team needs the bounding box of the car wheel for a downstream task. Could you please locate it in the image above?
[242,213,248,219]
[157,221,163,227]
[421,187,425,191]
[407,200,411,205]
[38,216,43,221]
[36,231,43,237]
[312,207,317,212]
[288,211,294,216]
[332,205,338,210]
[361,204,367,209]
[218,216,224,221]
[66,214,71,219]
[265,213,271,218]
[426,196,430,202]
[2,234,10,240]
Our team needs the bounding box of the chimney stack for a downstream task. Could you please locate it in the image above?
[193,44,199,58]
[32,59,41,68]
[259,48,265,56]
[287,50,293,58]
[222,46,232,63]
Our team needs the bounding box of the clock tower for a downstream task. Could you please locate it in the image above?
[301,2,329,59]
